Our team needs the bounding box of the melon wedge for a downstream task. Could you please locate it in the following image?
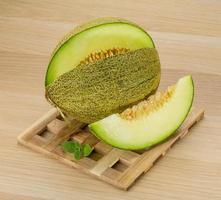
[89,75,194,150]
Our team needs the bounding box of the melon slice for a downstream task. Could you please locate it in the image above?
[89,75,194,150]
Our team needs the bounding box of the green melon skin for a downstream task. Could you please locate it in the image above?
[45,17,155,86]
[46,48,160,123]
[89,75,194,150]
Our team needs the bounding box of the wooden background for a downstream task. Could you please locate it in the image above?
[0,0,220,199]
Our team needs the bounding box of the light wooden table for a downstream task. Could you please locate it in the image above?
[0,0,220,199]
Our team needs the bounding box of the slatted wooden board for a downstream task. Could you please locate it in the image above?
[17,107,204,190]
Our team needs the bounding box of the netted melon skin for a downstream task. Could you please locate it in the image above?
[46,48,160,123]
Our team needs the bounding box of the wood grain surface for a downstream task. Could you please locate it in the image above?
[0,0,220,199]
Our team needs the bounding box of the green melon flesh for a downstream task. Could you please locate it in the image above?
[45,19,155,86]
[89,75,194,150]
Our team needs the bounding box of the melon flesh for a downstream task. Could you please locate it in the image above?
[45,22,154,85]
[89,75,194,150]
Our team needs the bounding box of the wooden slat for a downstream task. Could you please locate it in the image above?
[101,168,122,183]
[94,142,113,155]
[17,108,59,141]
[120,151,140,166]
[77,157,97,169]
[71,130,91,144]
[30,135,47,147]
[83,134,100,147]
[90,148,123,176]
[47,118,67,135]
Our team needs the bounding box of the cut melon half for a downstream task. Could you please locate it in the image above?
[89,75,194,150]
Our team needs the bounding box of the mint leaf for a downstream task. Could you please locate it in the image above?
[61,140,92,160]
[61,141,77,153]
[73,142,82,160]
[73,149,81,160]
[82,144,93,157]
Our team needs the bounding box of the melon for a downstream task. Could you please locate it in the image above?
[89,75,194,150]
[45,18,160,123]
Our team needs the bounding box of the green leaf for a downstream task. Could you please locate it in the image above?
[82,144,93,157]
[61,140,92,160]
[73,142,82,160]
[73,150,81,160]
[61,141,77,153]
